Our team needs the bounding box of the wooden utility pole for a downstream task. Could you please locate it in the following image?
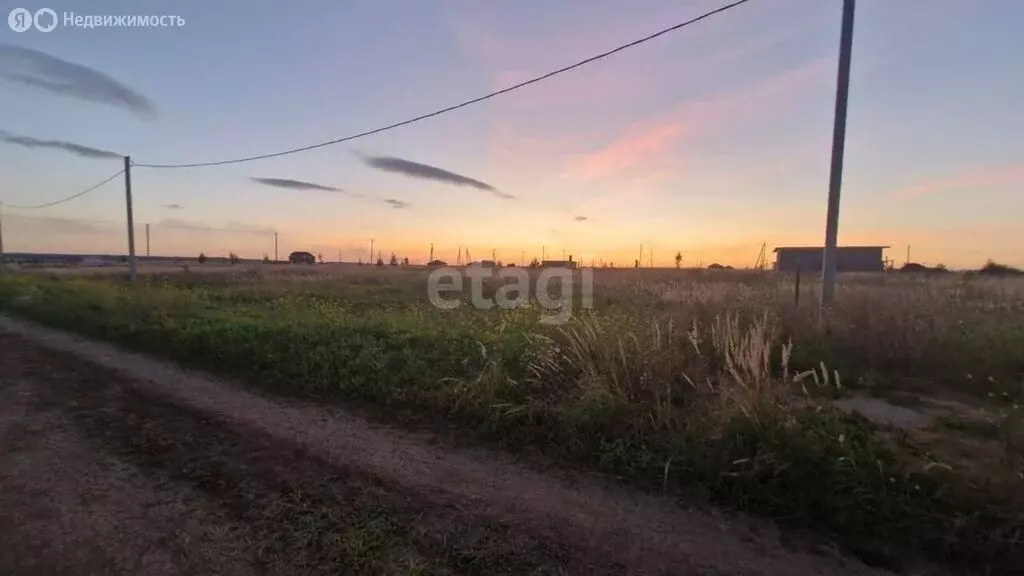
[821,0,856,306]
[370,239,374,264]
[0,201,5,273]
[274,232,279,262]
[124,156,138,283]
[429,243,434,262]
[0,199,4,268]
[145,223,151,257]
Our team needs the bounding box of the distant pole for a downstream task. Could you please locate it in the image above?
[795,261,803,307]
[274,232,279,262]
[429,243,434,262]
[124,156,138,283]
[639,244,644,268]
[145,223,151,257]
[821,0,856,307]
[542,246,546,261]
[521,251,524,266]
[0,201,5,272]
[906,245,910,266]
[370,239,374,263]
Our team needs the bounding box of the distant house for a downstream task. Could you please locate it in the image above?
[773,246,888,273]
[426,259,447,267]
[288,251,316,265]
[541,260,577,269]
[80,257,107,267]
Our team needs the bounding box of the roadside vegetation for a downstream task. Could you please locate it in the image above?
[1,265,1022,573]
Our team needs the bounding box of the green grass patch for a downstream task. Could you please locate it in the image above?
[2,270,1022,572]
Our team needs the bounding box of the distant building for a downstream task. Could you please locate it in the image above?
[80,257,107,267]
[773,246,888,273]
[469,260,497,268]
[288,251,316,265]
[426,259,447,267]
[541,260,577,269]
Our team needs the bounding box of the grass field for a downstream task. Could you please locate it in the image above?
[1,263,1022,572]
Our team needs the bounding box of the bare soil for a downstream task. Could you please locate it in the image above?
[0,317,902,575]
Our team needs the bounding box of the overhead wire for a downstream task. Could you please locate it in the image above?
[0,169,125,209]
[132,0,752,169]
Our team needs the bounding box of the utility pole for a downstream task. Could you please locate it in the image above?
[821,0,856,307]
[906,245,910,266]
[429,243,434,262]
[124,156,138,283]
[639,244,643,268]
[274,232,279,262]
[370,239,374,263]
[0,201,5,273]
[145,223,151,257]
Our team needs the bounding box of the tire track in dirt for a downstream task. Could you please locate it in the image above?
[0,380,259,575]
[0,333,609,575]
[0,317,898,575]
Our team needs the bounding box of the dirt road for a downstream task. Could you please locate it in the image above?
[0,317,898,575]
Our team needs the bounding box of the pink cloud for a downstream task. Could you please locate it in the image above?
[555,57,832,184]
[894,164,1024,198]
[563,122,686,181]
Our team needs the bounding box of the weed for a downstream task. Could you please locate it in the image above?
[2,268,1023,572]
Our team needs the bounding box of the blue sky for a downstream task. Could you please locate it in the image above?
[1,0,1021,267]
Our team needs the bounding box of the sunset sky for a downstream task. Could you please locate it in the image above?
[1,0,1021,268]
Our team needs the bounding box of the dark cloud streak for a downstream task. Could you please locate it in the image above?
[0,44,156,118]
[250,177,353,194]
[251,176,410,209]
[0,130,121,159]
[358,154,511,199]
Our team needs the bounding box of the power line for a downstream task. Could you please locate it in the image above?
[133,0,752,170]
[1,170,125,210]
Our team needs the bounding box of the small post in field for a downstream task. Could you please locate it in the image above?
[794,261,802,307]
[0,201,5,273]
[124,156,138,283]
